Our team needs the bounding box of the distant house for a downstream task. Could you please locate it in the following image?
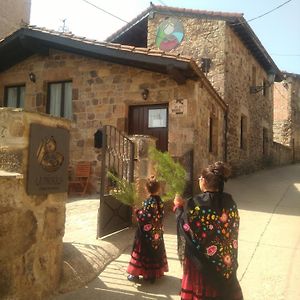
[106,4,283,174]
[0,26,227,193]
[274,72,300,161]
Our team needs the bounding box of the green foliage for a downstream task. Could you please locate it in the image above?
[149,147,187,201]
[107,171,137,206]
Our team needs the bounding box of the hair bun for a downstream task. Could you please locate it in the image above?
[148,175,157,183]
[212,161,231,180]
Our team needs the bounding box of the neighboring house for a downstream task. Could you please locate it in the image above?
[106,4,283,174]
[0,26,227,193]
[274,72,300,161]
[0,0,31,39]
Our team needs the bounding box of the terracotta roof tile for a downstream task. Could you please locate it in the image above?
[20,25,195,65]
[153,5,243,19]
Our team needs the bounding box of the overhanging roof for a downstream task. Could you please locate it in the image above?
[106,5,282,81]
[0,26,193,77]
[0,26,227,109]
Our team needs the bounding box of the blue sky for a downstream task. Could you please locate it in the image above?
[30,0,300,74]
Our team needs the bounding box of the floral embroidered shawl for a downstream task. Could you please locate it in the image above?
[176,192,240,284]
[135,195,165,256]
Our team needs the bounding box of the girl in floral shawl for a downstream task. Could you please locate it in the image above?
[127,175,168,283]
[174,162,243,300]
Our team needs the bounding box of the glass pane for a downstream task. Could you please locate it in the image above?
[49,83,62,117]
[7,87,18,107]
[64,82,72,119]
[19,86,25,108]
[148,108,167,128]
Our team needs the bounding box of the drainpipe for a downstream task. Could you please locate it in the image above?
[224,105,229,162]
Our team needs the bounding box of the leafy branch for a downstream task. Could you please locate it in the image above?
[107,171,137,206]
[149,146,186,201]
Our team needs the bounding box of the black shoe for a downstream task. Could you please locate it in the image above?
[127,275,139,282]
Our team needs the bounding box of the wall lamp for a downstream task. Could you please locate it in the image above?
[141,88,149,100]
[250,71,276,94]
[29,72,36,83]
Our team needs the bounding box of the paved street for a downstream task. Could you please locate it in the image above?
[55,163,300,300]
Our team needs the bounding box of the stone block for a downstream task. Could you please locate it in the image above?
[0,209,37,260]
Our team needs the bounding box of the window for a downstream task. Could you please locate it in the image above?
[4,85,25,108]
[47,81,72,119]
[240,115,247,149]
[209,116,213,153]
[251,66,257,87]
[208,116,218,154]
[148,108,167,128]
[263,128,268,155]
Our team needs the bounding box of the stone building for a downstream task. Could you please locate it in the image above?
[0,0,31,39]
[274,72,300,161]
[0,26,227,194]
[106,5,283,174]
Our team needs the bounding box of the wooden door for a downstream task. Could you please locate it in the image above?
[128,104,168,152]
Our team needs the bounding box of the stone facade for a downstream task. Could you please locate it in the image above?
[0,0,31,39]
[0,49,226,194]
[274,73,300,161]
[148,13,275,174]
[0,109,70,299]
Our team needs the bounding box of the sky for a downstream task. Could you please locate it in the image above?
[30,0,300,74]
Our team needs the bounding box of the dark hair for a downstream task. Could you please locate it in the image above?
[145,175,160,194]
[200,161,231,192]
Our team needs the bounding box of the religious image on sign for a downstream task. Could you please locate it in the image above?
[170,98,187,115]
[36,136,64,172]
[155,17,184,51]
[27,123,69,195]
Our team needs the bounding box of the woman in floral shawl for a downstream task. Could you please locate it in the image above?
[127,175,168,283]
[174,162,243,300]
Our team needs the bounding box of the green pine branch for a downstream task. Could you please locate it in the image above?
[107,171,137,206]
[149,146,186,201]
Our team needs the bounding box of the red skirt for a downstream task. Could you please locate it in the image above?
[181,258,243,300]
[181,258,219,299]
[127,239,168,280]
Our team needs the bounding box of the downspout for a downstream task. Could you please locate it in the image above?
[224,105,229,162]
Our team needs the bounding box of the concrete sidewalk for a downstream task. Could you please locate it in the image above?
[54,163,300,300]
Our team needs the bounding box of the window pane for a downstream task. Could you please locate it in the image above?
[49,83,62,117]
[64,82,72,119]
[19,86,25,108]
[7,87,18,107]
[148,108,167,128]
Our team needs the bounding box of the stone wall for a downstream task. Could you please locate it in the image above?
[147,13,274,175]
[224,26,274,174]
[273,81,291,146]
[271,141,293,166]
[0,109,70,299]
[0,49,225,194]
[274,74,300,162]
[0,0,31,39]
[148,14,226,97]
[291,76,300,161]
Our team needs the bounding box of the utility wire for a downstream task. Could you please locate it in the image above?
[81,0,128,23]
[79,0,295,62]
[232,0,293,26]
[247,0,292,23]
[274,84,290,101]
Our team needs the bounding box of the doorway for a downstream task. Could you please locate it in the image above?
[128,104,168,152]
